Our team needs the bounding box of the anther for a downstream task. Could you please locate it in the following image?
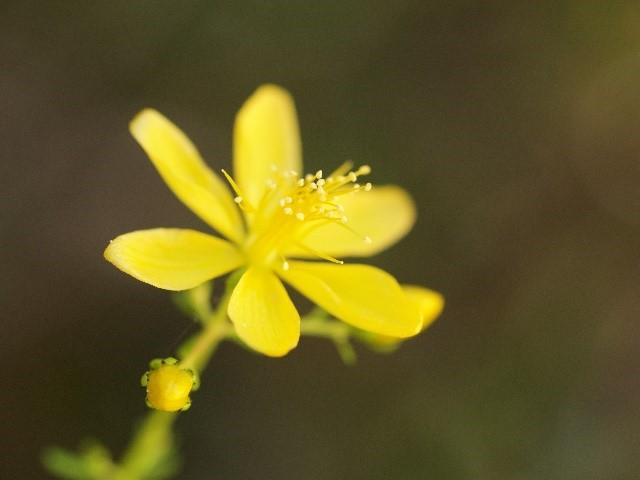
[317,178,326,187]
[297,178,305,187]
[284,207,293,215]
[364,182,372,191]
[316,170,323,179]
[295,212,305,221]
[234,196,243,204]
[348,172,357,182]
[357,165,371,175]
[282,260,290,271]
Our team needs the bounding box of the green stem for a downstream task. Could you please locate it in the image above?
[300,316,350,338]
[110,411,176,480]
[178,293,233,372]
[300,316,357,365]
[106,274,240,480]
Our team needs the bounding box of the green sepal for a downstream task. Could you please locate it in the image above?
[171,281,214,323]
[352,328,403,354]
[149,358,163,369]
[188,370,200,391]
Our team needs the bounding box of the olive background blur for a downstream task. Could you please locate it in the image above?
[2,2,640,479]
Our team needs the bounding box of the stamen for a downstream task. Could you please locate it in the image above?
[329,161,353,179]
[221,169,242,197]
[222,169,255,212]
[249,162,375,268]
[294,242,344,265]
[330,218,372,245]
[356,164,371,175]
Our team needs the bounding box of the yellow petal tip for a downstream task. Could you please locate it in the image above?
[129,108,162,138]
[402,285,444,331]
[253,83,293,100]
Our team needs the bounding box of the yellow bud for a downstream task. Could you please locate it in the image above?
[144,364,195,412]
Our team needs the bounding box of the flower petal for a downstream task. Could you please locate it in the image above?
[130,109,244,242]
[228,267,300,357]
[402,285,444,330]
[280,262,422,337]
[233,85,302,207]
[104,228,244,291]
[287,185,416,258]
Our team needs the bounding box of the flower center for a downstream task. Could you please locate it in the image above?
[223,161,373,269]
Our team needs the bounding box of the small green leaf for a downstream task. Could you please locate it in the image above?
[42,440,113,480]
[42,447,92,480]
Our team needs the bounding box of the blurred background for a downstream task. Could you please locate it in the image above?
[2,1,640,478]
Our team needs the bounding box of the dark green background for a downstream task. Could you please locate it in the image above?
[3,1,640,478]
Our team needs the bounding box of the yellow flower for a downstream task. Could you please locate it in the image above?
[105,84,440,357]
